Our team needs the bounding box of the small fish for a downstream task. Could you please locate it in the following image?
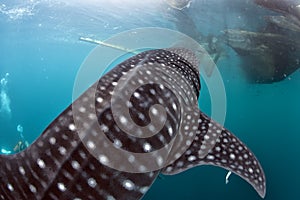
[0,48,266,200]
[225,171,232,184]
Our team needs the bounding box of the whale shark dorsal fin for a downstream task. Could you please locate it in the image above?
[162,111,266,198]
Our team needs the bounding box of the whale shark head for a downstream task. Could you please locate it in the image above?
[0,48,265,200]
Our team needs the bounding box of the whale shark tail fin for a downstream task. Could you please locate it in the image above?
[162,111,266,198]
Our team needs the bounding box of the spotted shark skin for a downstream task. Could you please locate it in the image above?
[162,112,266,197]
[0,48,266,199]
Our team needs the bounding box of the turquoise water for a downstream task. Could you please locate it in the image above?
[1,0,300,199]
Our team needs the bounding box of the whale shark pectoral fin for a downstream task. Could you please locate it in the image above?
[161,112,266,198]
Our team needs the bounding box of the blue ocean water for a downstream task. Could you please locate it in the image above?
[0,0,300,199]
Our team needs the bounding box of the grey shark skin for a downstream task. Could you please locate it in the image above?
[0,48,266,199]
[255,0,300,20]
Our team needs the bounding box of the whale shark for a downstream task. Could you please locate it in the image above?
[0,48,266,199]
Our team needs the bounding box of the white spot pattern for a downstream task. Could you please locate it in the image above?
[0,49,265,200]
[162,112,266,198]
[57,183,66,192]
[37,158,46,169]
